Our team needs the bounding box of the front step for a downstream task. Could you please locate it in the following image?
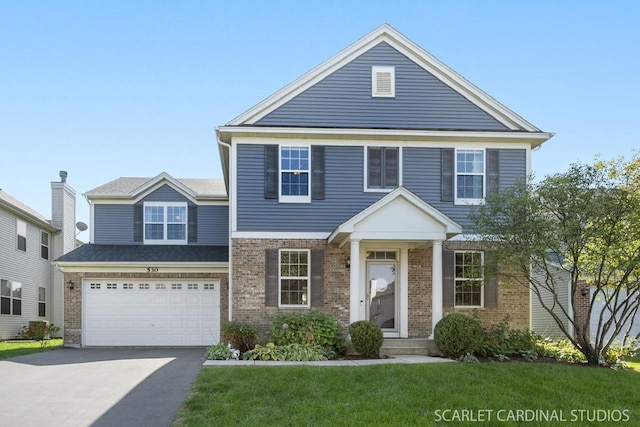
[380,338,441,357]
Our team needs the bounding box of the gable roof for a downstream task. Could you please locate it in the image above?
[0,189,57,231]
[226,24,543,133]
[84,172,227,201]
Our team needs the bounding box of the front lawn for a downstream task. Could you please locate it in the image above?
[0,339,63,360]
[174,362,640,427]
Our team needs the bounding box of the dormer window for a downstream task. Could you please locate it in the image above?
[372,66,395,97]
[143,202,187,244]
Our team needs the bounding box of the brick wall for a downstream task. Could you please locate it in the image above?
[63,271,228,347]
[408,247,432,337]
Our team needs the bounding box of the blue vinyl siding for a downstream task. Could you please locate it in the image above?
[93,184,228,245]
[236,144,526,232]
[255,42,508,131]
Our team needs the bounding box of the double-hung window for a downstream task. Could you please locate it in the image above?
[455,149,485,203]
[17,219,26,252]
[41,231,49,260]
[454,251,484,307]
[1,279,22,315]
[280,146,310,202]
[38,287,46,317]
[366,147,399,190]
[143,202,187,244]
[279,249,310,307]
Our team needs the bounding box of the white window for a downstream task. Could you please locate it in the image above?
[372,66,395,97]
[187,283,198,290]
[38,287,46,317]
[17,219,26,252]
[454,251,484,307]
[279,249,310,307]
[279,146,310,203]
[123,283,134,290]
[144,202,188,244]
[1,279,22,315]
[90,283,101,290]
[139,283,150,290]
[366,147,400,191]
[455,149,485,204]
[155,283,166,290]
[171,283,182,290]
[40,231,49,259]
[203,283,216,290]
[106,283,117,290]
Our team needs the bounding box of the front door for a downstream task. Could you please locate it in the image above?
[367,258,397,332]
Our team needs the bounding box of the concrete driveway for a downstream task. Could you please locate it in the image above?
[0,347,206,427]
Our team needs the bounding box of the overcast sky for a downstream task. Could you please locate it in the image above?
[2,1,638,241]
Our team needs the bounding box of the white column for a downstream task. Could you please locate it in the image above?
[349,239,361,325]
[431,240,443,338]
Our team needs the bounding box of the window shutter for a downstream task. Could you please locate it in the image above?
[441,148,454,202]
[188,204,197,243]
[442,249,455,307]
[133,204,143,242]
[384,147,399,187]
[368,147,382,188]
[310,249,324,307]
[264,145,278,199]
[484,251,499,307]
[311,146,325,200]
[486,149,500,199]
[265,249,279,307]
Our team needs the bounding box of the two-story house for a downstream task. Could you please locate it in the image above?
[55,173,229,346]
[217,24,552,342]
[0,172,76,339]
[57,24,552,348]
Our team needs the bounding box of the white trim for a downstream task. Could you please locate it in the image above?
[232,231,330,240]
[55,262,228,274]
[371,66,395,98]
[278,145,311,203]
[278,248,311,309]
[454,148,486,205]
[453,250,485,308]
[225,24,544,132]
[143,202,188,245]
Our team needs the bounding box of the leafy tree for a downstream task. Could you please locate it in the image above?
[470,155,640,365]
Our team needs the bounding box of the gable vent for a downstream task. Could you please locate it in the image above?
[372,66,395,98]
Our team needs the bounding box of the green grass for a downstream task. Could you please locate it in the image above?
[173,362,640,427]
[0,339,63,360]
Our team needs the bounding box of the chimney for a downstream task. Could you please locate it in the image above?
[59,170,68,183]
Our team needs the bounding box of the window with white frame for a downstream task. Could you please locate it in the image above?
[38,287,46,317]
[455,149,485,203]
[366,147,399,190]
[41,231,49,260]
[1,279,22,315]
[372,66,395,97]
[454,251,484,307]
[17,219,26,252]
[144,202,187,244]
[279,249,310,307]
[280,146,310,202]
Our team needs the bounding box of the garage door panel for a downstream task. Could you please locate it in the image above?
[84,280,220,346]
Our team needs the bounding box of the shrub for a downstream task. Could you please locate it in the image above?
[277,343,329,361]
[479,316,539,359]
[349,320,383,358]
[244,342,278,361]
[205,342,233,360]
[19,322,61,347]
[269,311,345,355]
[222,321,260,353]
[434,313,484,358]
[535,338,586,363]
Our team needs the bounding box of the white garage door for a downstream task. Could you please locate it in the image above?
[83,280,220,346]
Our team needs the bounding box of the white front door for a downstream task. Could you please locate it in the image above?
[366,251,399,333]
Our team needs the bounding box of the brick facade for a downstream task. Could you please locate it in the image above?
[63,271,228,347]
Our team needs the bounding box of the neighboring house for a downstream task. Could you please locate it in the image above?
[55,173,229,346]
[0,172,76,339]
[56,24,553,348]
[216,24,553,341]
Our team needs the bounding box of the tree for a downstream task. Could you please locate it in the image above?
[470,155,640,365]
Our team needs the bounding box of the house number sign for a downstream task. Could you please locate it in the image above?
[147,267,159,272]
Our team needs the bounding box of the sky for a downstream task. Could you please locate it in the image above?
[1,1,639,241]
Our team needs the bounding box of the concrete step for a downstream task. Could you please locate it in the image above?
[380,338,441,357]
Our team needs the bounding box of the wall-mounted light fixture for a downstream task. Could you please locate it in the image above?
[581,287,589,297]
[67,280,75,290]
[346,257,351,269]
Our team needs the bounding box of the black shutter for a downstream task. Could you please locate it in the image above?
[133,204,143,242]
[265,249,279,307]
[368,147,382,188]
[442,249,455,307]
[311,146,325,200]
[441,148,454,202]
[385,147,399,187]
[484,251,499,307]
[188,204,197,243]
[310,249,324,307]
[264,145,278,199]
[486,149,500,199]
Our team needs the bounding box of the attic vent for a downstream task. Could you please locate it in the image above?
[372,66,395,98]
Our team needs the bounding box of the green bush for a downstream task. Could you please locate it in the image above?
[244,342,278,361]
[205,342,233,360]
[479,316,539,359]
[222,321,260,353]
[434,313,484,358]
[349,320,383,358]
[19,322,61,348]
[269,311,345,355]
[243,342,330,361]
[535,338,586,363]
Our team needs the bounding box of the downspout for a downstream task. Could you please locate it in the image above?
[217,136,233,323]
